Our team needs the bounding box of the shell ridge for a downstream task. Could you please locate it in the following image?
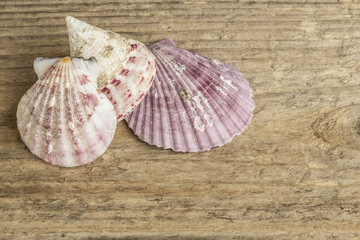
[189,68,254,148]
[54,60,69,166]
[149,76,162,147]
[72,65,93,128]
[45,62,65,162]
[71,59,102,166]
[208,59,253,98]
[220,109,254,147]
[155,49,218,142]
[125,98,138,131]
[155,47,215,151]
[142,80,157,145]
[64,62,79,166]
[195,58,255,139]
[186,60,245,122]
[149,54,175,149]
[131,85,147,142]
[151,49,184,149]
[154,49,202,151]
[67,61,79,129]
[197,60,251,95]
[149,88,159,145]
[37,61,60,124]
[137,91,156,144]
[34,60,64,156]
[23,85,38,113]
[24,84,43,130]
[164,46,254,138]
[57,62,69,162]
[157,49,225,150]
[72,64,87,128]
[17,97,32,145]
[53,60,74,165]
[168,45,252,98]
[222,69,251,92]
[31,60,60,162]
[142,89,152,144]
[164,46,251,104]
[68,60,86,166]
[217,73,253,99]
[157,56,192,150]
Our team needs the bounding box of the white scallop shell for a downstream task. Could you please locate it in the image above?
[17,57,117,167]
[125,39,255,152]
[66,16,156,121]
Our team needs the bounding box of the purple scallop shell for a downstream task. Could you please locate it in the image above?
[125,39,255,152]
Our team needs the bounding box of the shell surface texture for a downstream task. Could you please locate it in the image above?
[66,16,156,121]
[17,57,117,167]
[125,39,255,152]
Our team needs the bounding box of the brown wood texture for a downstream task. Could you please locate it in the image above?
[1,0,360,239]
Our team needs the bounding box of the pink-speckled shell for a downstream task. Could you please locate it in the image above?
[66,16,156,121]
[125,39,255,152]
[17,57,117,167]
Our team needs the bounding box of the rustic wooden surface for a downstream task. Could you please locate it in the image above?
[1,0,360,239]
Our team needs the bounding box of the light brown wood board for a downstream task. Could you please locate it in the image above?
[1,0,360,239]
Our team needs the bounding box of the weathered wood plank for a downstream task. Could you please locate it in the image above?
[1,0,360,239]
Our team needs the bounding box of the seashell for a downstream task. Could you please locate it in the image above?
[125,39,255,152]
[66,16,156,121]
[17,57,117,167]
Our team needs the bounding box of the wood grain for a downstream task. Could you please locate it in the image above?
[1,0,360,239]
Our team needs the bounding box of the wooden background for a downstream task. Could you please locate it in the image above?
[1,0,360,239]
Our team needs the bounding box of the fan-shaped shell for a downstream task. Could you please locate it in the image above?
[17,57,117,167]
[66,16,156,121]
[125,39,255,152]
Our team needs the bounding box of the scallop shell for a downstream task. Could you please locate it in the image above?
[66,16,156,121]
[17,57,117,167]
[125,39,255,152]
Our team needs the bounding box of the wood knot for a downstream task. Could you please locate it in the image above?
[312,105,360,149]
[356,120,360,136]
